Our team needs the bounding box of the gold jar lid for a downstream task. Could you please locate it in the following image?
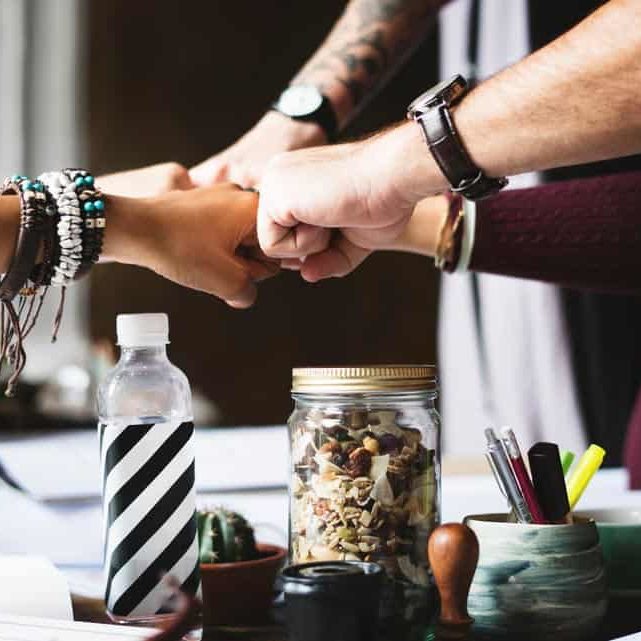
[292,365,437,394]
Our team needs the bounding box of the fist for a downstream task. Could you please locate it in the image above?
[257,138,416,281]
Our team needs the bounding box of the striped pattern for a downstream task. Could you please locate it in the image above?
[100,420,200,618]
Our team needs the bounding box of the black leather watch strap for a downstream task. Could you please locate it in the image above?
[416,103,507,201]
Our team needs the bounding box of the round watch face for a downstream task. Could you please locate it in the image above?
[277,85,324,117]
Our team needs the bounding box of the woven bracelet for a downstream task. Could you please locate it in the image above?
[0,175,49,395]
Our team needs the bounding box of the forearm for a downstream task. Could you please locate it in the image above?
[293,0,442,127]
[370,0,641,202]
[0,189,153,274]
[389,169,641,293]
[456,0,641,179]
[470,171,641,292]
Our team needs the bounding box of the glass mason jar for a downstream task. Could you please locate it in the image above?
[287,365,441,638]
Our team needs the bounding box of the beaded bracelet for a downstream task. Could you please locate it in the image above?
[38,170,83,286]
[39,169,105,284]
[69,169,105,280]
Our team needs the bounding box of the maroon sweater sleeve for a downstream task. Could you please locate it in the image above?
[469,171,641,293]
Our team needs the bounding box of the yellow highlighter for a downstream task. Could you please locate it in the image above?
[566,444,606,509]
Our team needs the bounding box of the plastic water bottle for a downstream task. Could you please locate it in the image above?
[98,313,200,624]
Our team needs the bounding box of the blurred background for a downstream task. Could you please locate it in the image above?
[0,0,440,430]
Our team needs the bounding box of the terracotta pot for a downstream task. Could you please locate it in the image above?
[200,543,287,627]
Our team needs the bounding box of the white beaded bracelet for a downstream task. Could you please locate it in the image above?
[39,170,82,286]
[455,198,477,273]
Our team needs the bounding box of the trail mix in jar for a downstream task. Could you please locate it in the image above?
[290,408,437,586]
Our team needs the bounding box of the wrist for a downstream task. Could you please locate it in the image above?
[369,122,449,207]
[101,194,156,266]
[386,195,449,256]
[258,110,328,149]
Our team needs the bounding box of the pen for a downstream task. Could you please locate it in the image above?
[560,450,575,477]
[528,442,572,524]
[500,427,547,524]
[566,444,606,509]
[485,428,533,523]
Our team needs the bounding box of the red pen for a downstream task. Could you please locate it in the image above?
[500,427,547,524]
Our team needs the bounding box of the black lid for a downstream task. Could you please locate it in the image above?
[281,561,383,596]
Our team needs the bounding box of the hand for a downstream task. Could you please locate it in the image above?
[257,126,432,282]
[103,183,279,308]
[281,194,449,279]
[189,112,326,188]
[98,162,194,198]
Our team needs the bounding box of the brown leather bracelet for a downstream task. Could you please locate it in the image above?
[0,177,47,302]
[435,193,464,272]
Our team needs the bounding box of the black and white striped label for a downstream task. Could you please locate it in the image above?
[99,420,200,618]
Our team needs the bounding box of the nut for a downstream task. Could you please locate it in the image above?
[340,541,360,554]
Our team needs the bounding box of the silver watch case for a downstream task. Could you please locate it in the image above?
[407,75,467,120]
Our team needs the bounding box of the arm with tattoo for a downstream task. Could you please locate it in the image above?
[190,0,446,187]
[293,0,445,128]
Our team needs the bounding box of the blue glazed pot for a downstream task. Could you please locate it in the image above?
[464,514,607,641]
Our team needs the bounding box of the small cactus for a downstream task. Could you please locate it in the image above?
[197,507,259,564]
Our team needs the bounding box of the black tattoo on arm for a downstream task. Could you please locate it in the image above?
[293,0,444,125]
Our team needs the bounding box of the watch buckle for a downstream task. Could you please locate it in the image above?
[451,171,484,194]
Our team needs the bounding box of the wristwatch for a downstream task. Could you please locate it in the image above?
[272,85,338,142]
[407,75,508,200]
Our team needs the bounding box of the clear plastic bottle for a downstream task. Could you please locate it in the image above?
[97,313,200,624]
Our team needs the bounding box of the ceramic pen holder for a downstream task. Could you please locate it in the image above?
[464,514,607,641]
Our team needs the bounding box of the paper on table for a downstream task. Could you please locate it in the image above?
[0,484,102,566]
[0,557,72,621]
[0,426,288,501]
[0,615,155,641]
[614,634,641,640]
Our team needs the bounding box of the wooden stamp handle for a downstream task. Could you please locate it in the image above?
[428,523,479,639]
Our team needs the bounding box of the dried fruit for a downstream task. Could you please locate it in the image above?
[345,447,372,478]
[378,433,402,455]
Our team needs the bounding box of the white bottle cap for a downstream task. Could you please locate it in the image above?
[117,313,169,347]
